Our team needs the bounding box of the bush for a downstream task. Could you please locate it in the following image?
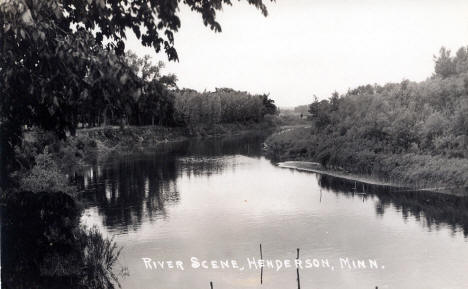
[80,226,126,289]
[19,149,74,194]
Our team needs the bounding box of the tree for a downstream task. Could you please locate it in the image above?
[173,88,276,130]
[0,0,272,188]
[434,47,456,78]
[261,93,277,116]
[124,52,177,126]
[308,96,331,130]
[454,46,468,74]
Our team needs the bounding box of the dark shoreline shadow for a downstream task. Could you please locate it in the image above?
[317,174,468,237]
[1,191,126,289]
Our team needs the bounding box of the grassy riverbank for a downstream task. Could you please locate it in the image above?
[265,47,468,195]
[277,161,468,196]
[14,121,278,194]
[264,45,468,195]
[265,121,468,195]
[78,121,277,153]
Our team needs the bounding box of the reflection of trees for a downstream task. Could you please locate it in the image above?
[318,175,468,237]
[182,133,266,157]
[178,156,230,177]
[77,132,268,231]
[1,191,124,289]
[79,153,179,231]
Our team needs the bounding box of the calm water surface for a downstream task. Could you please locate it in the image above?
[78,134,468,289]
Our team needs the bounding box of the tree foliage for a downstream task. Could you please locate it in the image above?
[267,45,468,189]
[173,88,277,132]
[303,46,468,160]
[0,0,272,187]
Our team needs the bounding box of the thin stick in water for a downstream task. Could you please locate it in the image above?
[296,248,301,289]
[260,243,263,285]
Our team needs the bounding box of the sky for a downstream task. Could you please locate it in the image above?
[125,0,468,107]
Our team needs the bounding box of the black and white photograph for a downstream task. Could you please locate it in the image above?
[1,0,468,288]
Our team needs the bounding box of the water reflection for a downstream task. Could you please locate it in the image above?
[76,133,468,289]
[78,132,468,238]
[77,133,267,232]
[317,174,468,237]
[79,153,179,232]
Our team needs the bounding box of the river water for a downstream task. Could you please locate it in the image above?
[78,133,468,289]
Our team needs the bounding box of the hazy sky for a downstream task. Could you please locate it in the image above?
[125,0,468,107]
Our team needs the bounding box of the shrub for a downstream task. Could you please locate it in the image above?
[19,149,74,194]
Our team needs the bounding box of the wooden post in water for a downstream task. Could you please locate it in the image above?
[210,281,213,289]
[296,248,301,289]
[260,243,263,284]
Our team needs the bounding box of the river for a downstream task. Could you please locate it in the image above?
[77,133,468,289]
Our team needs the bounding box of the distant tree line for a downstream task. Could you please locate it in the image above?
[293,104,309,114]
[173,88,277,130]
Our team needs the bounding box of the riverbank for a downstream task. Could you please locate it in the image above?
[276,161,466,196]
[15,121,278,194]
[77,121,277,155]
[265,127,468,196]
[277,161,401,187]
